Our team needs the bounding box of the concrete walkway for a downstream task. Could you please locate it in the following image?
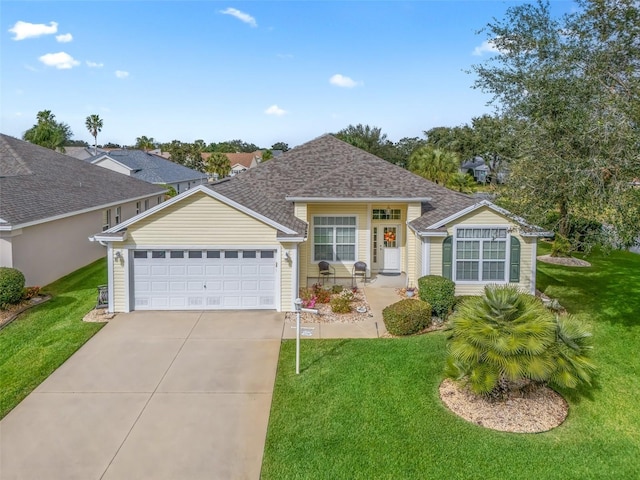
[0,311,284,480]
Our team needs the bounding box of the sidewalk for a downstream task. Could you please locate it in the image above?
[282,274,405,339]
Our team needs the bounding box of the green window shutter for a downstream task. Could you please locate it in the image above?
[510,236,521,283]
[442,236,453,280]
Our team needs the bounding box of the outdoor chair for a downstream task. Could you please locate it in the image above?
[318,261,335,285]
[352,261,367,287]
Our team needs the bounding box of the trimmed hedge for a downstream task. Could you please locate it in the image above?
[418,275,456,319]
[0,267,26,308]
[382,299,432,336]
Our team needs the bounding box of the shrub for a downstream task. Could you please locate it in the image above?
[312,283,332,304]
[23,286,41,300]
[418,275,456,319]
[382,299,432,336]
[330,296,351,314]
[0,267,26,308]
[551,234,572,257]
[453,295,476,311]
[298,287,316,308]
[445,285,596,396]
[331,284,344,294]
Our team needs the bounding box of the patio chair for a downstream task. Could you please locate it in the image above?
[318,261,335,285]
[352,261,367,287]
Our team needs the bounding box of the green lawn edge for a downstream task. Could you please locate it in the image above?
[261,243,640,479]
[0,258,108,419]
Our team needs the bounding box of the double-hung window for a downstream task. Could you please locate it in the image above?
[102,209,111,231]
[455,227,507,281]
[313,216,356,262]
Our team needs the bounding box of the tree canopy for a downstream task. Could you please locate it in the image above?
[472,0,640,247]
[23,110,73,152]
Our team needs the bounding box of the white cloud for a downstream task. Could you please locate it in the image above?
[56,33,73,43]
[265,104,287,116]
[329,74,361,88]
[86,60,104,68]
[9,20,58,40]
[38,52,80,69]
[472,39,501,56]
[115,70,129,79]
[220,8,257,27]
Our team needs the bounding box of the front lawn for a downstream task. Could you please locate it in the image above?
[262,244,640,479]
[0,259,107,419]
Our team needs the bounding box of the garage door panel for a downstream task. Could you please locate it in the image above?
[151,265,169,275]
[223,265,240,275]
[170,282,187,292]
[151,281,169,292]
[205,266,222,275]
[133,250,277,311]
[169,266,186,275]
[241,265,259,275]
[187,265,205,275]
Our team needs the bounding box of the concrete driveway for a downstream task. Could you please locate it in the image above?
[0,310,284,480]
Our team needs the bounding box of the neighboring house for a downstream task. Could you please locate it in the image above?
[460,156,507,184]
[202,151,265,177]
[86,150,208,194]
[93,135,550,313]
[0,134,166,286]
[64,146,107,161]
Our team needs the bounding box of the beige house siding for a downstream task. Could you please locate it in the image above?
[2,197,149,287]
[112,191,292,312]
[94,157,131,176]
[294,202,309,282]
[414,231,423,282]
[427,206,536,295]
[124,192,279,246]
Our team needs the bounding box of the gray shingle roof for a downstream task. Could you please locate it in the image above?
[87,150,208,185]
[0,134,166,227]
[208,134,476,235]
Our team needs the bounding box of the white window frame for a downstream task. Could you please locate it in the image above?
[136,201,141,215]
[453,225,510,284]
[115,206,121,225]
[312,215,358,263]
[103,209,111,231]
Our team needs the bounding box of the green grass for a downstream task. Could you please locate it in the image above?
[262,243,640,479]
[0,259,107,419]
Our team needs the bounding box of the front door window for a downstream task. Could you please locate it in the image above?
[383,227,397,248]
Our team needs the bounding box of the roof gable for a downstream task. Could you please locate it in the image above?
[102,185,299,237]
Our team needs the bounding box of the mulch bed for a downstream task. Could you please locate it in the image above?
[537,254,591,267]
[439,378,568,433]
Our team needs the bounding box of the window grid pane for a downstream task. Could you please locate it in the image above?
[313,217,356,261]
[456,261,479,281]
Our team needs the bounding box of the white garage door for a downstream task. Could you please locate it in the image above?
[133,249,277,310]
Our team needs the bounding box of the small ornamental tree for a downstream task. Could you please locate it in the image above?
[445,284,595,396]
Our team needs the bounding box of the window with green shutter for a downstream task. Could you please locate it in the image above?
[510,236,521,283]
[442,236,453,279]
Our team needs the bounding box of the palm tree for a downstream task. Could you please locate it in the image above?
[85,114,103,155]
[408,146,458,186]
[206,152,231,179]
[135,136,156,151]
[445,285,594,396]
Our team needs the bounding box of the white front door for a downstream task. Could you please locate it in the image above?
[372,225,401,273]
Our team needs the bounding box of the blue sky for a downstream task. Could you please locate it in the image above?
[1,1,575,148]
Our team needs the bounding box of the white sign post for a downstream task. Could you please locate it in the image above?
[294,297,318,375]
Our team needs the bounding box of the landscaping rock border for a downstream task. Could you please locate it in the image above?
[0,295,52,331]
[439,378,568,433]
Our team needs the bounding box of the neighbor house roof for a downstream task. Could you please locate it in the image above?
[0,134,166,228]
[208,134,477,235]
[87,150,208,185]
[64,146,105,160]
